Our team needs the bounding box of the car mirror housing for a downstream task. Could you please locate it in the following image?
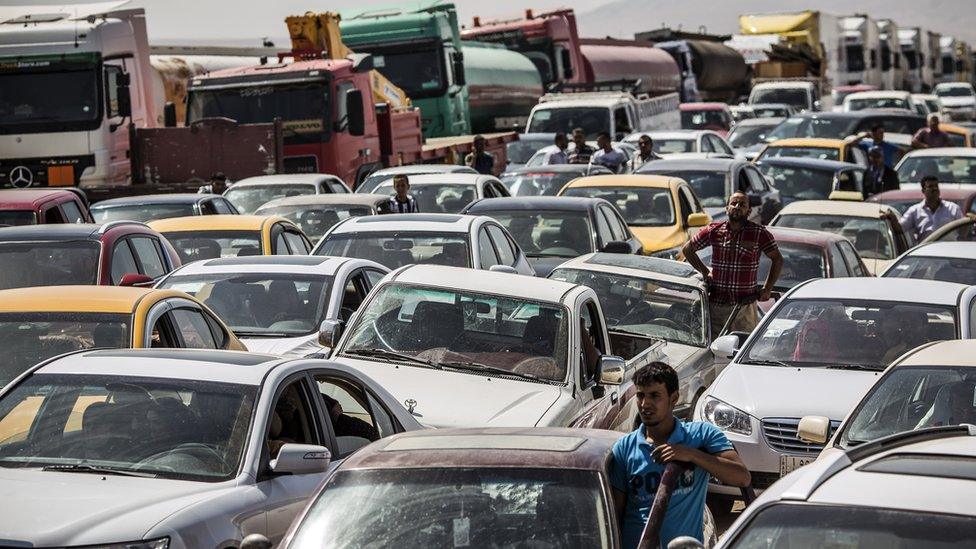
[271,443,331,475]
[118,273,154,287]
[710,334,741,358]
[488,265,519,275]
[318,319,344,348]
[601,240,632,254]
[687,213,709,228]
[598,355,627,385]
[797,415,831,444]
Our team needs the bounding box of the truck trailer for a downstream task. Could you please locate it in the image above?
[939,37,974,85]
[637,29,749,103]
[899,27,928,92]
[877,19,906,91]
[928,31,943,86]
[839,15,883,88]
[577,38,680,98]
[738,10,842,92]
[462,41,543,133]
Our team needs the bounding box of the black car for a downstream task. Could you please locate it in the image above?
[764,111,926,142]
[90,193,239,223]
[499,164,613,197]
[462,196,642,276]
[756,157,867,205]
[637,158,782,224]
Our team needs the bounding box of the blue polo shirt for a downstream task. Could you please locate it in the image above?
[609,419,733,549]
[857,139,901,168]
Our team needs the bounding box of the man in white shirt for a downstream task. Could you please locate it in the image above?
[543,132,569,165]
[900,176,963,241]
[591,132,626,173]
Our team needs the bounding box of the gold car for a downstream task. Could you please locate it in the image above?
[756,138,868,165]
[558,175,710,257]
[148,215,312,262]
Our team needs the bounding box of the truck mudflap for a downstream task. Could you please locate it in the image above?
[420,132,519,176]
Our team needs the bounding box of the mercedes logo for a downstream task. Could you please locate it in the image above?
[9,166,33,188]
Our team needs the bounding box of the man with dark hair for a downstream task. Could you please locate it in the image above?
[854,124,900,168]
[592,131,626,173]
[198,171,230,194]
[864,146,900,197]
[387,174,420,213]
[900,176,963,240]
[628,134,661,172]
[568,127,596,164]
[912,114,953,149]
[610,362,750,549]
[543,132,570,165]
[465,134,495,175]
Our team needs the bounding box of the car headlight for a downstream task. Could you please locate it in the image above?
[82,539,169,549]
[651,246,682,259]
[702,397,753,435]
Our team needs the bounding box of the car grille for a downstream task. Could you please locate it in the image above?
[761,417,840,454]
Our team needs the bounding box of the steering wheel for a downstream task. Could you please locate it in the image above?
[650,318,684,331]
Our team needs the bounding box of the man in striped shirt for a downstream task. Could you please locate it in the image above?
[387,174,420,214]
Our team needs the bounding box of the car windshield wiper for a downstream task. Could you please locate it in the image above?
[438,360,550,383]
[234,330,294,338]
[825,363,884,371]
[42,463,156,478]
[343,348,442,369]
[746,358,795,368]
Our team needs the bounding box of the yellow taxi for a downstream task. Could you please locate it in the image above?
[755,137,868,165]
[147,215,312,262]
[940,123,974,147]
[558,174,710,257]
[0,286,245,386]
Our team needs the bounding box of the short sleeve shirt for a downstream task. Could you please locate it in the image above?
[592,148,627,171]
[900,200,963,240]
[913,128,953,148]
[689,220,778,303]
[609,420,733,549]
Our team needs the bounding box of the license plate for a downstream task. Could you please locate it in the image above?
[779,455,815,476]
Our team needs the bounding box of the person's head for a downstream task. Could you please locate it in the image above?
[554,132,568,150]
[473,134,486,153]
[726,191,751,223]
[868,146,884,167]
[393,174,410,199]
[210,172,227,194]
[572,127,587,147]
[929,113,941,131]
[633,362,679,427]
[637,134,653,156]
[870,124,885,142]
[921,175,940,204]
[596,131,612,151]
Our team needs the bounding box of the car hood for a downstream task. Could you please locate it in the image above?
[335,356,562,428]
[708,362,881,420]
[526,256,572,277]
[0,469,234,546]
[631,225,686,254]
[240,334,323,357]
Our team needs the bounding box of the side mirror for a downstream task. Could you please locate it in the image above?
[452,51,466,86]
[345,89,366,136]
[598,355,627,385]
[318,319,344,348]
[271,443,331,475]
[488,264,519,275]
[601,240,632,254]
[687,212,709,228]
[668,537,705,549]
[240,534,273,549]
[748,194,762,207]
[797,415,831,444]
[118,273,154,287]
[813,100,822,111]
[709,334,741,358]
[163,102,177,128]
[116,71,132,118]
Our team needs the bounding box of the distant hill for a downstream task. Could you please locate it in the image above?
[578,0,976,44]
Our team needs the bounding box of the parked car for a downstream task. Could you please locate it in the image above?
[764,111,926,142]
[756,137,868,166]
[223,174,351,214]
[680,102,734,136]
[637,157,781,224]
[505,133,558,171]
[0,285,245,386]
[500,164,613,196]
[523,141,637,170]
[882,242,976,284]
[559,175,711,258]
[726,117,784,160]
[157,255,389,356]
[148,215,312,262]
[370,173,510,213]
[0,188,92,225]
[698,278,975,510]
[0,348,422,548]
[330,264,664,429]
[314,213,535,275]
[729,104,756,123]
[90,193,239,223]
[842,90,917,113]
[831,84,877,107]
[923,216,976,243]
[748,103,797,119]
[254,194,392,243]
[895,147,976,186]
[934,82,976,122]
[462,197,642,276]
[0,222,181,288]
[623,130,734,157]
[771,200,910,274]
[357,164,478,194]
[756,157,868,206]
[868,187,976,215]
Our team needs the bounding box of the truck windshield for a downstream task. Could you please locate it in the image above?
[528,107,607,137]
[751,88,808,109]
[187,81,330,144]
[362,46,445,99]
[0,54,100,135]
[845,45,866,72]
[937,86,975,97]
[0,241,100,288]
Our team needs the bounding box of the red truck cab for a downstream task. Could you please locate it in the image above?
[0,189,94,226]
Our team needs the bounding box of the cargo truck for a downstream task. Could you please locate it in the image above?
[928,31,944,86]
[577,38,681,97]
[899,28,928,92]
[636,29,750,103]
[839,15,882,88]
[738,10,842,92]
[939,37,974,85]
[877,19,906,91]
[462,41,543,133]
[525,85,681,139]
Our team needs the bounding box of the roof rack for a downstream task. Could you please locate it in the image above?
[98,220,149,234]
[547,79,643,95]
[846,424,976,463]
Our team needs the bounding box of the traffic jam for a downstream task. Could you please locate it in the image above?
[2,1,976,548]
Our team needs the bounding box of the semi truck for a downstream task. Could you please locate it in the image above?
[939,37,974,85]
[738,10,842,92]
[462,41,543,133]
[899,27,928,92]
[525,85,681,139]
[928,31,944,86]
[877,19,906,91]
[577,38,681,97]
[839,15,882,88]
[636,28,750,103]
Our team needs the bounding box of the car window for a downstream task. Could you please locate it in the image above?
[111,241,139,284]
[213,199,235,214]
[593,207,614,246]
[60,200,86,223]
[478,227,499,269]
[365,269,386,287]
[579,300,605,387]
[607,206,630,241]
[486,225,517,266]
[274,233,289,255]
[327,180,349,194]
[43,207,66,224]
[600,206,626,242]
[314,375,386,458]
[148,312,180,348]
[266,379,320,459]
[700,136,714,153]
[745,167,767,193]
[130,237,167,279]
[493,182,510,197]
[483,182,497,199]
[677,189,693,226]
[829,243,850,277]
[716,136,734,155]
[838,240,867,277]
[284,230,310,254]
[169,308,219,349]
[681,186,703,213]
[198,200,218,215]
[203,310,229,348]
[339,273,369,324]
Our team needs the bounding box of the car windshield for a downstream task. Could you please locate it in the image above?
[758,164,835,201]
[753,106,788,118]
[884,255,976,284]
[290,468,610,548]
[0,313,129,386]
[507,138,551,164]
[364,47,444,98]
[256,204,374,241]
[729,503,976,548]
[751,88,808,108]
[488,210,595,258]
[92,203,196,223]
[761,146,840,162]
[160,274,332,337]
[897,156,976,184]
[937,86,974,97]
[374,183,477,213]
[528,107,608,137]
[561,187,675,227]
[550,268,705,347]
[0,211,36,225]
[163,231,262,262]
[342,284,569,382]
[224,184,318,214]
[744,299,955,370]
[0,54,100,134]
[766,117,859,140]
[503,172,582,197]
[654,139,695,154]
[653,171,726,207]
[728,125,776,148]
[700,241,825,291]
[847,97,911,111]
[681,110,731,131]
[0,373,255,482]
[0,241,99,288]
[774,215,895,259]
[318,232,470,270]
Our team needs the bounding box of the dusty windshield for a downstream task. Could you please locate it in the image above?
[937,86,975,97]
[0,374,255,481]
[504,172,581,196]
[257,204,374,240]
[774,215,895,259]
[318,232,470,269]
[884,256,976,284]
[758,164,835,201]
[761,146,840,162]
[224,184,318,214]
[163,231,262,261]
[489,210,595,258]
[290,468,610,548]
[367,47,444,98]
[655,171,726,207]
[744,300,955,370]
[0,241,100,289]
[751,88,808,108]
[562,187,675,226]
[728,125,776,148]
[160,274,332,337]
[847,97,911,111]
[897,156,976,184]
[528,107,608,137]
[653,139,695,154]
[375,182,477,213]
[0,54,100,134]
[92,204,195,223]
[507,138,552,164]
[342,284,569,383]
[766,117,858,140]
[0,313,129,386]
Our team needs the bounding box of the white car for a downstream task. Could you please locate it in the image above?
[895,146,976,186]
[623,130,735,158]
[842,90,917,113]
[222,174,351,214]
[882,241,976,284]
[156,255,390,356]
[313,213,535,275]
[0,348,422,548]
[524,141,636,170]
[695,277,976,511]
[369,173,509,213]
[912,93,941,116]
[356,164,478,194]
[935,82,976,121]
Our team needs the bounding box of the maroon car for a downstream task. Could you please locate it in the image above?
[0,189,93,226]
[0,221,181,288]
[868,188,976,216]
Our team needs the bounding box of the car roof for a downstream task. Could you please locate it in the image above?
[389,264,582,303]
[503,164,612,175]
[756,157,857,171]
[329,213,479,234]
[0,223,139,241]
[753,81,813,89]
[0,189,80,208]
[90,194,212,207]
[898,339,976,367]
[167,255,378,277]
[767,138,848,147]
[901,147,976,158]
[339,427,622,471]
[256,193,387,210]
[904,241,976,260]
[232,174,337,186]
[368,165,478,176]
[637,157,742,172]
[846,90,911,99]
[561,174,680,190]
[732,117,785,127]
[0,286,185,314]
[553,253,705,289]
[869,188,976,201]
[788,111,922,121]
[788,277,966,306]
[627,131,703,140]
[767,226,850,245]
[465,196,603,212]
[680,102,729,111]
[148,215,286,233]
[745,103,792,109]
[34,348,285,385]
[777,200,896,218]
[372,173,492,187]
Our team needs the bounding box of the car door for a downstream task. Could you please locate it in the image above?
[310,371,405,459]
[828,243,851,278]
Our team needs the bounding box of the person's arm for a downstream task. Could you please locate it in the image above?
[761,248,784,301]
[651,445,751,487]
[682,225,712,277]
[912,130,927,149]
[899,206,917,234]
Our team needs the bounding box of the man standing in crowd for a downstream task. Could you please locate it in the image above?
[568,127,596,164]
[543,132,570,165]
[628,134,662,172]
[465,135,495,175]
[592,132,627,173]
[864,146,900,197]
[387,174,420,213]
[900,176,963,241]
[854,124,901,168]
[197,172,230,194]
[912,114,953,149]
[682,192,783,337]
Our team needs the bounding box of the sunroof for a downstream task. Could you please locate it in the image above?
[383,434,585,452]
[858,453,976,481]
[584,253,700,279]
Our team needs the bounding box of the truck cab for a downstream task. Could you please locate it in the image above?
[527,90,680,140]
[840,15,883,88]
[749,81,822,112]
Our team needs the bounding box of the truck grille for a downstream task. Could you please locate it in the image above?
[761,417,840,454]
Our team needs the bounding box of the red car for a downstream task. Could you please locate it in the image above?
[680,102,734,137]
[0,221,181,289]
[0,189,93,226]
[868,188,976,216]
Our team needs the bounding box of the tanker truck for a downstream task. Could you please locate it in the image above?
[839,15,883,88]
[878,19,906,91]
[636,28,750,103]
[462,41,543,133]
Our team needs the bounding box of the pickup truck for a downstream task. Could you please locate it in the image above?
[526,88,680,140]
[327,264,664,428]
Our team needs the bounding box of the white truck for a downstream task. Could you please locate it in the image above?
[748,80,828,112]
[877,19,906,91]
[928,31,944,86]
[839,15,882,88]
[898,27,929,93]
[525,89,681,140]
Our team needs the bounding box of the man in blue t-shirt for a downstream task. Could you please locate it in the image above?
[610,362,751,548]
[853,124,901,168]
